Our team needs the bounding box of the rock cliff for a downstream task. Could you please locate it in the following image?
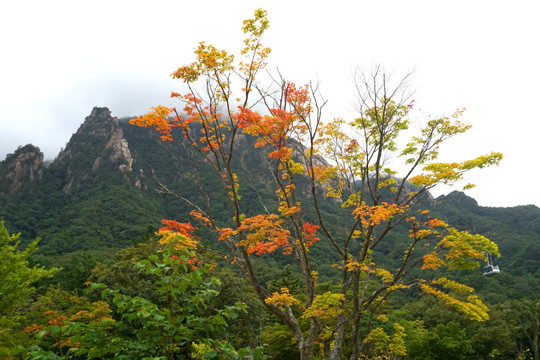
[53,107,136,193]
[0,144,44,195]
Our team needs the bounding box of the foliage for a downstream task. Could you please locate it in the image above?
[13,220,265,359]
[0,221,58,349]
[261,322,300,360]
[87,238,161,302]
[501,297,540,360]
[402,296,516,360]
[406,321,473,360]
[50,253,98,293]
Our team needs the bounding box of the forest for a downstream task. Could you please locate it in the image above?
[0,9,539,360]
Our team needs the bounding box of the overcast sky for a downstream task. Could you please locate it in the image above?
[1,0,539,208]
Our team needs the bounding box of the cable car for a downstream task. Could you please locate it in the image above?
[482,252,500,276]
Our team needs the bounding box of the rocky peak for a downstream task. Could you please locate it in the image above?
[53,107,135,193]
[0,144,44,195]
[436,190,479,208]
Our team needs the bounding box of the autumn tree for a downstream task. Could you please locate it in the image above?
[131,9,503,360]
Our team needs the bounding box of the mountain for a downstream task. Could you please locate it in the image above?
[0,108,164,257]
[0,107,538,289]
[0,107,284,259]
[53,107,138,193]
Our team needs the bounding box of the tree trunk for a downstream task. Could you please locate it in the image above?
[329,323,345,360]
[299,340,314,360]
[533,311,538,360]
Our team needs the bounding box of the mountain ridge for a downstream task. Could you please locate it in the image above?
[0,107,538,284]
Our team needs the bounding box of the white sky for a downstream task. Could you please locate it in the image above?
[1,0,539,208]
